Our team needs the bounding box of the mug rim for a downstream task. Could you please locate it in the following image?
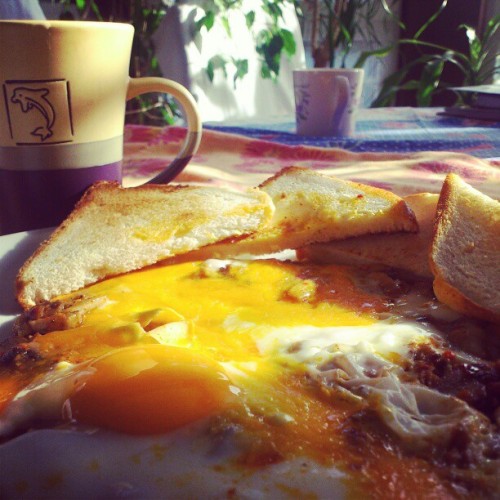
[293,68,364,74]
[0,20,133,32]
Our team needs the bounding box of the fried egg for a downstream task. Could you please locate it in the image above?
[0,258,495,498]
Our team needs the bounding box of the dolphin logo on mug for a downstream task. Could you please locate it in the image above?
[11,87,55,141]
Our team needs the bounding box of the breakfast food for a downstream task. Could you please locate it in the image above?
[16,169,417,307]
[256,166,418,244]
[1,170,499,498]
[430,173,500,323]
[297,193,438,278]
[193,166,418,258]
[16,181,274,308]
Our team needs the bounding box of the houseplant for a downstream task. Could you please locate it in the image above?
[192,0,299,82]
[58,0,301,124]
[370,9,500,106]
[305,0,401,69]
[59,0,499,112]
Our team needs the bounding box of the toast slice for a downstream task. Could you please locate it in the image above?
[186,167,418,259]
[258,166,418,247]
[430,174,500,323]
[297,193,438,278]
[16,182,274,308]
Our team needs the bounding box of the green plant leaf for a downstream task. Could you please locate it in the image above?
[256,29,285,78]
[195,11,215,32]
[245,11,255,29]
[462,24,482,66]
[206,55,228,82]
[380,0,405,30]
[233,58,249,86]
[372,67,411,107]
[339,23,353,49]
[90,0,103,20]
[221,15,231,36]
[260,65,272,79]
[483,14,500,43]
[418,59,445,106]
[414,0,448,39]
[355,45,394,69]
[280,29,296,56]
[150,56,159,71]
[262,0,283,22]
[267,34,284,74]
[206,60,215,83]
[399,81,422,91]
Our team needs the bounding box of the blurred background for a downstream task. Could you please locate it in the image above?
[7,0,499,124]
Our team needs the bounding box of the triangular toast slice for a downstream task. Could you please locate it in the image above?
[16,182,274,308]
[297,193,438,278]
[188,167,418,259]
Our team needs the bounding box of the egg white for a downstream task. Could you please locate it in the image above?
[0,427,347,499]
[0,347,347,499]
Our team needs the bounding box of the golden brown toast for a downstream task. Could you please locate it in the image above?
[430,174,500,323]
[185,167,418,259]
[297,193,438,278]
[16,182,274,308]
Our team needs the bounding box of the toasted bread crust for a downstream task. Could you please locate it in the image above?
[177,167,419,260]
[259,167,419,222]
[16,181,274,308]
[253,167,418,252]
[297,193,438,278]
[433,276,500,324]
[16,182,193,304]
[430,174,500,323]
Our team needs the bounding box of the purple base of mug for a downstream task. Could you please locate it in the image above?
[0,162,122,235]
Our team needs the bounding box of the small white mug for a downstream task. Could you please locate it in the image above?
[293,68,364,136]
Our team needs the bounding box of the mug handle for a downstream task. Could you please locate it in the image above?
[332,75,351,135]
[126,77,202,184]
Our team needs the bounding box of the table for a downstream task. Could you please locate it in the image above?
[123,107,499,200]
[205,107,500,159]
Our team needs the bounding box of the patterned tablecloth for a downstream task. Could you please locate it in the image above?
[206,107,500,158]
[123,107,499,199]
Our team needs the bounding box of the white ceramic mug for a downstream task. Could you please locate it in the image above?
[293,68,364,137]
[0,20,202,234]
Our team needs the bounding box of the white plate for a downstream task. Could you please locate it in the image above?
[0,228,53,342]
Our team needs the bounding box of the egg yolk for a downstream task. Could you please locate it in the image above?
[67,345,235,435]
